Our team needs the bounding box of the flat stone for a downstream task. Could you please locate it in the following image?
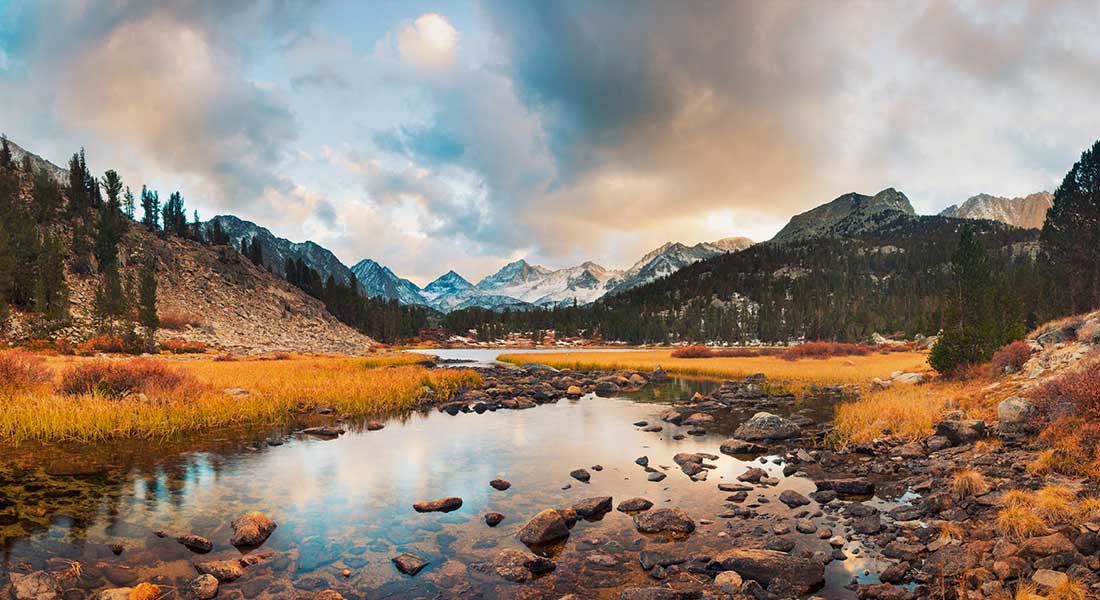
[392,552,430,576]
[633,508,696,534]
[617,497,654,512]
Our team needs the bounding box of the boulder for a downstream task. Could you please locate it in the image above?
[778,490,811,508]
[714,570,743,592]
[816,479,875,498]
[485,512,505,527]
[892,372,925,385]
[733,412,801,440]
[366,420,385,431]
[633,508,696,534]
[566,385,584,398]
[412,497,463,513]
[998,397,1037,428]
[935,420,986,446]
[716,548,825,595]
[569,468,591,483]
[489,478,511,491]
[1078,316,1100,343]
[650,367,671,383]
[1018,533,1076,559]
[517,509,571,545]
[194,559,245,582]
[230,511,277,547]
[314,592,346,600]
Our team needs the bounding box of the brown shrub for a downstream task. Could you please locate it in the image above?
[213,353,238,362]
[159,310,204,331]
[58,359,194,398]
[782,341,872,361]
[671,345,714,358]
[0,350,52,391]
[161,338,208,354]
[991,340,1033,374]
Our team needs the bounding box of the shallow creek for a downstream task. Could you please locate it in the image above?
[0,369,907,599]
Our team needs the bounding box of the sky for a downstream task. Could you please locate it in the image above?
[2,0,1099,286]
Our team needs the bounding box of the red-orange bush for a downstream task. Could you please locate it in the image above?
[161,338,208,354]
[782,342,872,361]
[1030,366,1100,422]
[671,345,714,358]
[991,341,1033,374]
[76,333,145,355]
[58,359,195,398]
[159,310,204,331]
[0,350,52,390]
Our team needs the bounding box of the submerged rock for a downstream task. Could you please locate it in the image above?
[230,511,277,547]
[475,548,556,583]
[485,512,505,527]
[194,559,245,582]
[412,497,463,513]
[572,496,613,518]
[10,571,62,600]
[187,574,219,600]
[719,438,768,455]
[392,552,430,576]
[633,508,696,534]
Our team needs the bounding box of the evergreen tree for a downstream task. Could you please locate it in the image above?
[94,261,126,320]
[122,186,136,219]
[140,186,160,231]
[34,234,69,322]
[31,165,62,223]
[246,235,264,267]
[0,134,11,170]
[95,169,126,269]
[1041,140,1100,313]
[0,223,14,304]
[138,258,158,333]
[929,226,1008,375]
[161,191,187,236]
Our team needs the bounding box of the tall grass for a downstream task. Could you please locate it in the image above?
[498,349,930,386]
[0,354,478,443]
[834,383,969,445]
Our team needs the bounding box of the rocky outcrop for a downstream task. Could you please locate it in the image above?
[734,412,801,440]
[716,549,825,595]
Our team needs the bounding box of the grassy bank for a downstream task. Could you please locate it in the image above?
[498,349,930,387]
[0,351,479,443]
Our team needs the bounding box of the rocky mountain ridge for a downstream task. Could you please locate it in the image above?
[769,188,917,244]
[939,191,1053,230]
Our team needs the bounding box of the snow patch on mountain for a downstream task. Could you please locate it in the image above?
[349,259,426,304]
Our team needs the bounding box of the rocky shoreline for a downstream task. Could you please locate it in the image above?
[4,356,1098,600]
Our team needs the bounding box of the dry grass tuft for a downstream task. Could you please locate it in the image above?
[1013,583,1045,600]
[936,520,964,542]
[1047,579,1090,600]
[952,468,987,498]
[996,504,1051,542]
[974,438,1003,453]
[59,358,197,398]
[1033,485,1077,523]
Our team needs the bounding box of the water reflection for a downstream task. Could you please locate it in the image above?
[1,378,888,598]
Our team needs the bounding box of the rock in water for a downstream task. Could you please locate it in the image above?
[569,468,591,483]
[617,497,654,512]
[517,509,571,545]
[778,490,811,508]
[392,552,430,576]
[412,497,463,513]
[230,511,277,547]
[489,478,512,491]
[716,548,825,595]
[632,508,696,534]
[485,512,505,527]
[572,496,613,518]
[187,574,219,600]
[734,412,801,440]
[194,559,245,582]
[10,571,63,600]
[475,548,556,582]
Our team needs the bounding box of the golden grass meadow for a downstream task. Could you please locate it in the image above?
[0,351,478,443]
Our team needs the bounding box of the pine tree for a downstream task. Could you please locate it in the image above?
[95,170,125,269]
[161,191,186,236]
[34,234,69,322]
[929,226,1003,375]
[122,186,135,219]
[31,165,62,223]
[140,186,160,232]
[209,219,229,245]
[94,261,126,320]
[0,223,14,304]
[0,134,11,170]
[138,258,158,333]
[247,235,264,267]
[1041,139,1100,313]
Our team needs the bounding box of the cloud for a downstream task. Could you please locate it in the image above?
[291,66,351,91]
[397,13,459,72]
